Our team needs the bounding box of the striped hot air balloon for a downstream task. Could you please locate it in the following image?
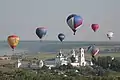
[66,14,83,35]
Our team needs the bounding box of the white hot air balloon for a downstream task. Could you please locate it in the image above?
[107,31,114,40]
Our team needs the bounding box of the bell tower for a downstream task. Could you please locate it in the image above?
[79,48,86,66]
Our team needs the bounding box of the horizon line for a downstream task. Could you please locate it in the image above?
[1,40,120,42]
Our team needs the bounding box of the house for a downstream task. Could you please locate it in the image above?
[15,59,44,69]
[0,56,11,60]
[44,60,55,69]
[55,50,68,66]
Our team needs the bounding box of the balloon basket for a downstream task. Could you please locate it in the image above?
[73,33,75,35]
[40,40,42,42]
[12,49,16,56]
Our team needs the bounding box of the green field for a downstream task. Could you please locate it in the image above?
[98,53,120,57]
[24,52,120,61]
[24,53,56,60]
[0,60,16,65]
[84,53,120,60]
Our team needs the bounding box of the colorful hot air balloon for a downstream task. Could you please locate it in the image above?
[58,33,65,42]
[7,35,20,51]
[107,31,113,40]
[36,27,47,40]
[66,14,83,35]
[91,24,99,32]
[91,47,99,57]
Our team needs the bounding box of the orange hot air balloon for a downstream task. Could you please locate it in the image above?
[7,35,20,51]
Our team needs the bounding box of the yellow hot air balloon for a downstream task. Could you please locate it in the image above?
[7,35,20,51]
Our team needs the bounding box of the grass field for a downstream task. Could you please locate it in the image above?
[24,53,56,60]
[84,53,120,60]
[24,52,120,61]
[0,60,16,65]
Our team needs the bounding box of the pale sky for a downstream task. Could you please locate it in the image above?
[0,0,120,41]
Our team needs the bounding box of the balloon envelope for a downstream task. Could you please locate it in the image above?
[66,14,83,35]
[107,31,113,40]
[91,47,99,57]
[91,24,99,32]
[58,33,65,42]
[7,35,20,50]
[36,27,47,39]
[87,45,95,51]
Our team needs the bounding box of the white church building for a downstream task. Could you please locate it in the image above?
[70,48,86,67]
[15,48,93,69]
[55,50,68,66]
[55,48,90,67]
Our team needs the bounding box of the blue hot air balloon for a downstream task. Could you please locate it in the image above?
[58,33,65,42]
[36,27,47,39]
[66,14,83,35]
[87,45,95,52]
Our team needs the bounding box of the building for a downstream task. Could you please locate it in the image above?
[0,56,11,60]
[44,60,56,69]
[55,50,68,67]
[79,48,86,66]
[55,48,89,67]
[69,48,87,67]
[85,60,93,66]
[15,48,93,69]
[15,59,44,69]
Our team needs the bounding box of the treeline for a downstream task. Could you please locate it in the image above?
[102,47,120,53]
[93,56,120,72]
[0,68,120,80]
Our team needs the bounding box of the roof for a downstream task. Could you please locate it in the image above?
[30,65,39,69]
[19,62,29,68]
[44,60,55,65]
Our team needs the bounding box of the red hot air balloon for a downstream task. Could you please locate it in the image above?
[91,47,99,57]
[91,24,99,32]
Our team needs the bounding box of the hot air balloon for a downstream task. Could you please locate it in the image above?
[87,45,95,52]
[66,14,83,35]
[7,35,20,51]
[91,24,99,32]
[58,33,65,42]
[91,47,99,57]
[36,27,47,40]
[107,31,113,40]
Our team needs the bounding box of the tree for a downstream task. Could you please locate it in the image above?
[70,55,76,63]
[96,56,112,69]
